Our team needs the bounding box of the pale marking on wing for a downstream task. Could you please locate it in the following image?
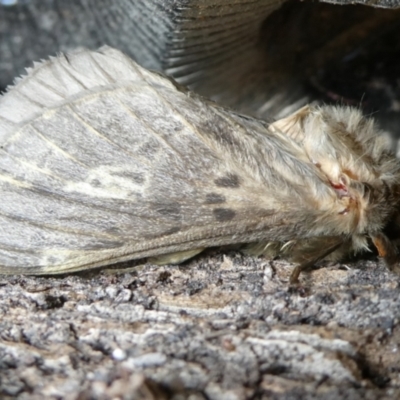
[114,94,186,159]
[0,208,123,242]
[0,169,162,221]
[3,152,175,216]
[66,103,153,168]
[0,246,112,272]
[37,249,109,269]
[64,166,146,200]
[0,149,162,220]
[44,217,282,267]
[1,130,181,219]
[0,173,34,189]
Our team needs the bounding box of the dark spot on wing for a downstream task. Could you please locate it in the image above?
[162,226,181,236]
[139,140,160,158]
[173,122,184,132]
[201,112,242,149]
[83,240,125,250]
[112,171,145,184]
[214,173,240,188]
[155,203,181,219]
[90,179,102,187]
[213,208,236,221]
[143,226,181,239]
[46,256,61,264]
[106,226,123,235]
[205,193,226,204]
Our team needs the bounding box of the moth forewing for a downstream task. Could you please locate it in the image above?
[0,46,399,281]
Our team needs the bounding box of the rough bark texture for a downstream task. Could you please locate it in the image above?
[1,254,400,399]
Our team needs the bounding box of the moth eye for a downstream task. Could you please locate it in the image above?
[330,176,349,198]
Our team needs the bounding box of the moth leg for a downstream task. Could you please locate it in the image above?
[243,241,281,258]
[289,240,343,285]
[371,233,398,271]
[103,263,147,275]
[149,248,205,265]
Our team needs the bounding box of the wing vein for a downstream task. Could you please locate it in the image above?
[0,172,168,220]
[123,65,230,161]
[115,95,185,159]
[30,124,90,168]
[87,51,116,83]
[0,209,122,241]
[58,55,88,90]
[0,147,77,184]
[66,104,153,168]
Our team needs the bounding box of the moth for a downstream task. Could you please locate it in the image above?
[0,46,399,283]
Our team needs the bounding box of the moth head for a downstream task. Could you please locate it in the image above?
[272,105,395,184]
[272,105,400,236]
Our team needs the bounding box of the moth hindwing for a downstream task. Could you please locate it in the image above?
[0,46,399,282]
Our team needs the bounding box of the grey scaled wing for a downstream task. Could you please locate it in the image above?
[0,46,336,274]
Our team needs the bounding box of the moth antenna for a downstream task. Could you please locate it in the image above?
[262,242,276,252]
[281,240,295,251]
[358,93,365,110]
[371,233,398,270]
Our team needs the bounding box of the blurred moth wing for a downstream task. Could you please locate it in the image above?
[0,46,399,280]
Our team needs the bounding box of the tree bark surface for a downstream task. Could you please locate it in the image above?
[1,254,400,399]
